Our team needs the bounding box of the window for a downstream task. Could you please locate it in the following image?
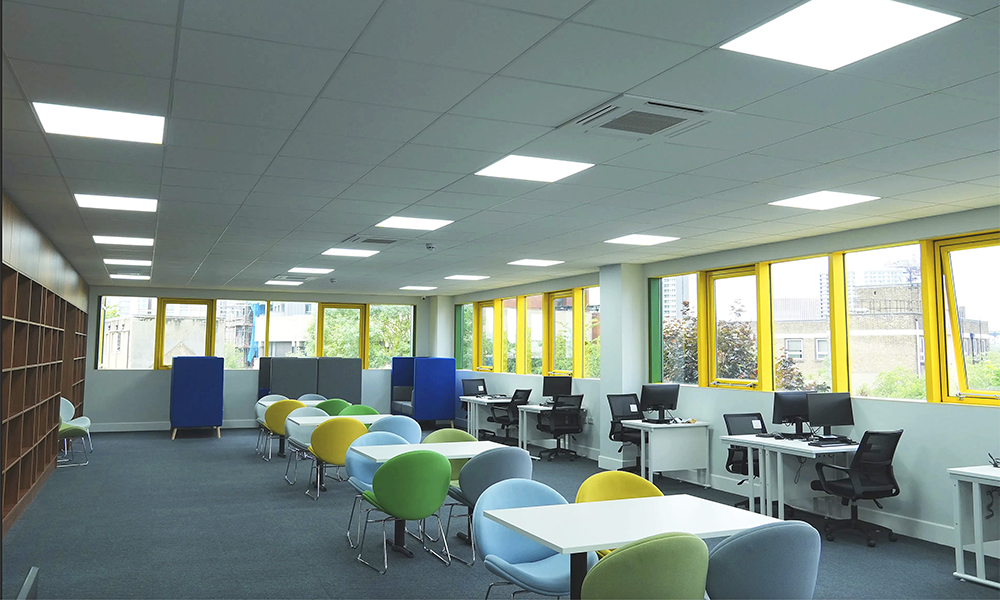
[499,298,517,373]
[816,338,830,360]
[549,292,574,374]
[318,303,365,362]
[214,300,266,370]
[771,257,832,391]
[524,295,543,375]
[937,233,999,403]
[476,301,494,371]
[368,304,413,369]
[709,268,758,386]
[583,287,600,379]
[268,301,317,358]
[657,273,699,385]
[845,244,924,400]
[98,296,157,369]
[156,299,213,368]
[456,304,473,370]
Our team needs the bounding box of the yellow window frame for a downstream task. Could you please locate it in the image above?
[706,266,762,389]
[316,302,369,368]
[473,300,496,372]
[521,294,545,375]
[497,297,518,373]
[581,286,600,379]
[544,289,580,377]
[154,298,216,370]
[933,231,1000,406]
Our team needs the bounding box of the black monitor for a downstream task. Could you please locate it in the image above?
[462,378,487,397]
[542,375,572,398]
[640,384,679,424]
[807,393,854,436]
[772,391,809,438]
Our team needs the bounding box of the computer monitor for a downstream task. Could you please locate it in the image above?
[542,375,573,398]
[640,384,679,424]
[462,378,487,397]
[772,391,809,438]
[807,392,854,436]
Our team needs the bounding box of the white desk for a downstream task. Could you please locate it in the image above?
[350,440,506,463]
[459,395,511,438]
[621,420,710,486]
[484,494,779,599]
[254,399,323,423]
[720,434,857,520]
[285,414,389,449]
[949,465,1000,590]
[517,404,552,451]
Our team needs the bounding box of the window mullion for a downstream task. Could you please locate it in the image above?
[757,263,773,392]
[572,287,584,379]
[923,240,945,402]
[516,296,526,374]
[828,253,850,393]
[697,271,710,387]
[154,298,166,369]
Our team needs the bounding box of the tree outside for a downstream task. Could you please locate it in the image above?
[301,305,413,367]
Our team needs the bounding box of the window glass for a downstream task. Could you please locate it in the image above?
[480,303,494,369]
[368,305,413,369]
[500,298,517,373]
[816,338,830,360]
[771,257,832,391]
[845,245,924,399]
[459,304,473,370]
[947,244,999,392]
[161,301,209,367]
[552,294,574,373]
[215,300,266,370]
[321,305,363,359]
[583,287,600,378]
[98,296,156,369]
[525,295,543,375]
[714,274,757,381]
[269,301,317,357]
[660,274,699,384]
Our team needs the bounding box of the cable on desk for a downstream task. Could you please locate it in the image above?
[986,486,998,520]
[794,457,807,484]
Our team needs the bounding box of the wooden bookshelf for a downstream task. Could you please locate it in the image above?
[1,263,86,533]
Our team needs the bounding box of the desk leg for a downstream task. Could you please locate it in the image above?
[748,449,759,513]
[973,481,985,581]
[776,450,785,520]
[953,478,966,579]
[761,449,770,517]
[389,519,414,558]
[469,404,478,437]
[641,431,651,483]
[278,435,286,458]
[570,552,587,600]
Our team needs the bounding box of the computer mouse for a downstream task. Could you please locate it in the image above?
[772,433,785,440]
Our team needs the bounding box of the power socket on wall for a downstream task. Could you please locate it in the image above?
[585,415,594,424]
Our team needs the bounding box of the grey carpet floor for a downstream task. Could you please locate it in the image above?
[2,429,997,599]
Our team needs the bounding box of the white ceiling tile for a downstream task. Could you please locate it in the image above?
[489,197,576,215]
[252,176,350,198]
[516,132,647,164]
[81,210,156,236]
[355,166,464,191]
[834,140,980,173]
[941,73,999,105]
[589,190,689,210]
[2,3,175,77]
[182,0,378,49]
[773,210,871,227]
[386,204,478,222]
[838,93,999,140]
[905,151,999,182]
[48,136,163,166]
[2,58,23,99]
[572,0,796,47]
[65,178,158,198]
[647,196,752,216]
[671,215,762,230]
[382,144,502,174]
[450,76,614,127]
[765,164,884,190]
[831,197,936,217]
[884,203,974,219]
[755,127,903,163]
[502,23,701,92]
[322,198,408,215]
[280,131,401,164]
[354,0,558,73]
[338,184,432,204]
[520,183,618,203]
[166,119,291,155]
[9,59,171,115]
[2,99,40,132]
[415,192,506,211]
[717,204,800,222]
[2,154,60,177]
[175,29,342,96]
[740,73,926,126]
[833,174,954,198]
[466,0,589,19]
[13,0,180,24]
[235,204,317,224]
[263,157,370,184]
[918,119,999,153]
[953,194,999,209]
[164,147,273,175]
[170,81,313,129]
[688,153,816,182]
[411,115,550,153]
[637,173,745,197]
[297,98,440,142]
[242,193,331,212]
[669,113,818,154]
[160,168,260,191]
[631,49,820,111]
[159,186,248,205]
[2,130,50,157]
[897,182,998,203]
[56,158,162,184]
[558,165,669,190]
[158,200,238,224]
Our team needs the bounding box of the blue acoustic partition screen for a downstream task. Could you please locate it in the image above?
[391,357,456,421]
[170,356,224,438]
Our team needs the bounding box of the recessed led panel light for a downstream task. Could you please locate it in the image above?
[445,275,490,281]
[33,102,165,144]
[289,267,334,274]
[720,0,961,70]
[769,191,880,210]
[508,259,565,267]
[265,280,303,286]
[322,248,380,257]
[109,274,150,280]
[104,259,152,267]
[604,234,679,246]
[93,235,154,246]
[76,194,157,212]
[476,155,594,183]
[376,216,453,231]
[400,286,438,291]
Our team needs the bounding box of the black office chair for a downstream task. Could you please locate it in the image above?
[811,429,903,547]
[487,389,531,445]
[608,394,642,474]
[722,413,765,510]
[535,394,584,461]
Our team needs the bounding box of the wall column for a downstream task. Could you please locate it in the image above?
[427,296,454,357]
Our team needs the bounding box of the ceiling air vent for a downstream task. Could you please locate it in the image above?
[271,274,314,283]
[559,95,711,140]
[343,235,398,246]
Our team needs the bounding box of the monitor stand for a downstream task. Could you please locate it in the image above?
[645,407,673,424]
[783,420,811,440]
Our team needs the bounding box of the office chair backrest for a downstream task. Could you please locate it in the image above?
[511,389,532,403]
[608,394,640,422]
[723,413,767,435]
[850,430,903,482]
[553,394,584,410]
[549,395,584,436]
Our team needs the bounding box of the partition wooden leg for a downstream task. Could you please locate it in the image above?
[217,427,221,438]
[171,428,177,440]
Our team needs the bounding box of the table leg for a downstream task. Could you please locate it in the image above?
[389,519,414,558]
[761,449,771,517]
[278,435,286,458]
[972,481,985,580]
[776,450,785,520]
[747,448,758,513]
[570,551,587,600]
[953,478,966,579]
[641,431,651,483]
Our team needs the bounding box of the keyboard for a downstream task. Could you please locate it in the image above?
[809,439,856,447]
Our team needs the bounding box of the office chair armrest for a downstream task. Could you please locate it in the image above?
[815,462,864,498]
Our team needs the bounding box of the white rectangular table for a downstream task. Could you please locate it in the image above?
[350,440,506,463]
[949,465,1000,589]
[720,434,857,520]
[285,414,389,449]
[516,404,552,451]
[459,395,512,438]
[621,420,710,485]
[254,398,323,423]
[484,494,779,599]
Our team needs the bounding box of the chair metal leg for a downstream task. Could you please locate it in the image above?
[443,503,475,566]
[284,449,299,485]
[485,581,513,600]
[356,509,390,574]
[86,430,93,452]
[57,436,89,467]
[305,461,324,500]
[347,494,364,548]
[420,513,452,566]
